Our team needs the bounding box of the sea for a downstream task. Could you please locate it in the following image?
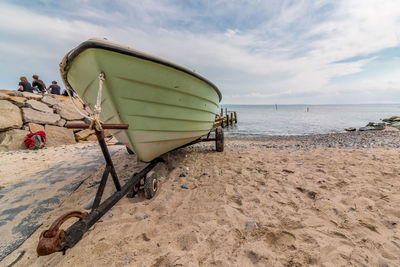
[219,104,400,137]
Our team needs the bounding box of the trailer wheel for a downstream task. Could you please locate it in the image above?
[216,126,224,152]
[126,146,134,155]
[144,171,158,199]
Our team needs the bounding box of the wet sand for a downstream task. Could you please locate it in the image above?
[1,130,400,266]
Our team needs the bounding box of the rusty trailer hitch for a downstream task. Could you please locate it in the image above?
[37,123,164,256]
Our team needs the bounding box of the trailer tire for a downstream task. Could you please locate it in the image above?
[126,146,134,155]
[144,171,158,199]
[216,127,224,152]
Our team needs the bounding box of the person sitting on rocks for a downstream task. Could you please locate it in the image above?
[47,81,61,95]
[62,87,76,97]
[18,76,34,93]
[32,74,47,93]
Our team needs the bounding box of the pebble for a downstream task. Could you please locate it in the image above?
[245,221,258,231]
[123,255,132,265]
[183,167,189,171]
[181,183,190,189]
[143,215,149,219]
[108,211,114,218]
[87,180,100,188]
[179,172,187,177]
[22,157,27,160]
[84,196,95,210]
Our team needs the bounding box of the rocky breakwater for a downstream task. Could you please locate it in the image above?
[345,116,400,132]
[0,90,98,152]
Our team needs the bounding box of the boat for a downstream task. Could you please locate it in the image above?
[60,38,222,162]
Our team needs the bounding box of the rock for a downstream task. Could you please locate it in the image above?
[0,90,15,95]
[28,123,44,133]
[0,92,11,100]
[391,122,400,129]
[0,129,29,152]
[344,127,356,132]
[41,95,62,107]
[21,92,43,100]
[245,221,258,231]
[8,96,26,107]
[84,196,95,210]
[57,119,66,127]
[179,172,187,177]
[75,129,95,141]
[183,167,189,171]
[44,125,76,147]
[383,116,400,122]
[26,99,53,113]
[373,124,385,130]
[86,134,98,142]
[65,120,86,127]
[54,102,87,121]
[366,122,385,130]
[181,183,190,189]
[0,100,23,131]
[22,108,61,125]
[359,126,374,131]
[87,180,100,188]
[53,95,84,109]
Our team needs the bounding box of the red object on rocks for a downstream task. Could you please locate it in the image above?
[24,131,46,149]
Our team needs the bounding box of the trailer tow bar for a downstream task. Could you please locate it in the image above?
[37,123,164,256]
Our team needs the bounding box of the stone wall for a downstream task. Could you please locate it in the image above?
[0,90,98,152]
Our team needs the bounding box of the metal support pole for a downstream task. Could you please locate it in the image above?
[96,130,121,191]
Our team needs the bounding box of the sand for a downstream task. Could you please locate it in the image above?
[1,132,400,266]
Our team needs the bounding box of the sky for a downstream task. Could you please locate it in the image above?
[0,0,399,104]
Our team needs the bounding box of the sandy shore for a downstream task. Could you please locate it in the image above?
[2,130,400,266]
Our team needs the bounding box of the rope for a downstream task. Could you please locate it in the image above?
[65,72,106,131]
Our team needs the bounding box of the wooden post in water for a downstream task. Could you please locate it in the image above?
[230,112,233,125]
[220,108,223,117]
[234,112,237,123]
[275,104,278,111]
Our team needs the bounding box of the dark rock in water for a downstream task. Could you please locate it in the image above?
[366,122,385,130]
[345,127,356,132]
[359,126,375,131]
[383,116,400,122]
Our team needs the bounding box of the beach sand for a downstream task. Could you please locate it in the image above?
[2,131,400,266]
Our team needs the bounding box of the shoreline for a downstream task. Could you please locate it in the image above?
[1,132,400,266]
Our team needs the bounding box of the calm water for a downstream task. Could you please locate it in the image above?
[220,104,400,137]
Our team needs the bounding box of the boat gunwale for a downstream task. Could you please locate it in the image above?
[60,39,222,102]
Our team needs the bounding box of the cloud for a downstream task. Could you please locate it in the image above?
[0,0,399,104]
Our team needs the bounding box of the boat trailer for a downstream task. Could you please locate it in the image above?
[36,123,224,256]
